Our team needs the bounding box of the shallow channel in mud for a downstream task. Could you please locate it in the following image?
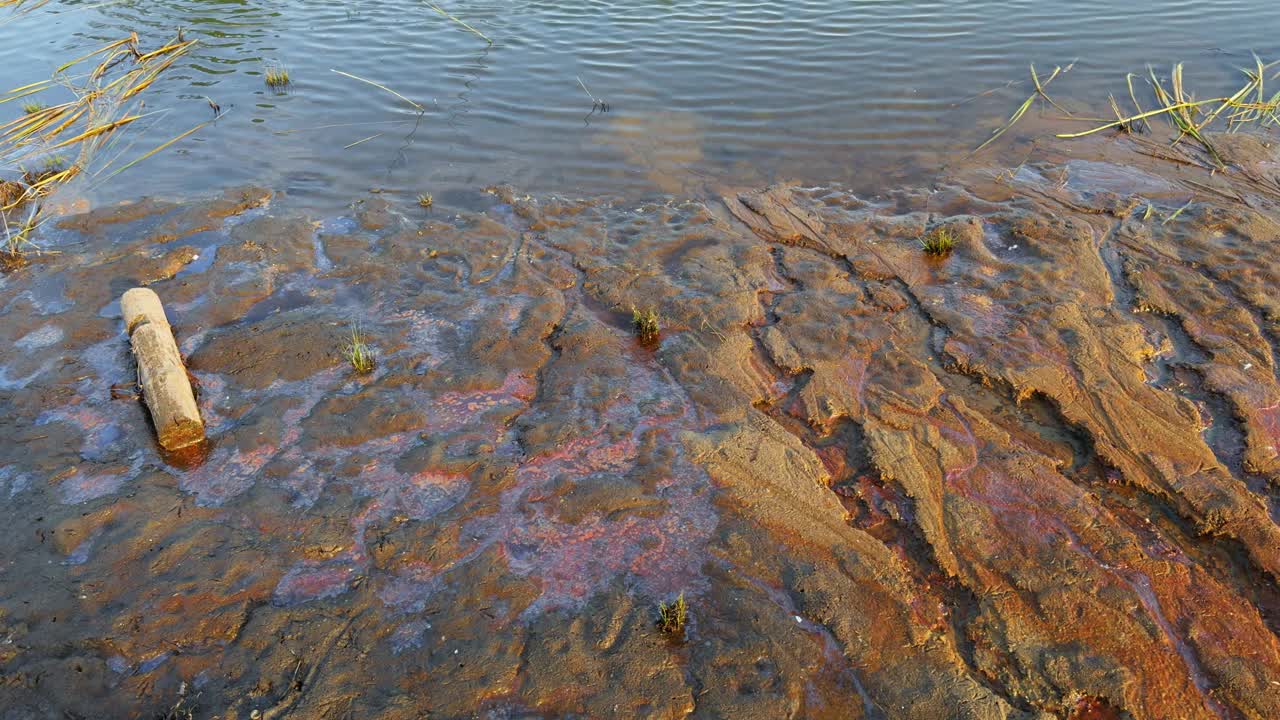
[3,128,1280,718]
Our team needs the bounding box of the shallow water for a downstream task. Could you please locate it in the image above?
[3,0,1279,208]
[5,2,1280,718]
[5,133,1280,716]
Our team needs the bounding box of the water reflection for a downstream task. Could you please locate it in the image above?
[2,0,1278,209]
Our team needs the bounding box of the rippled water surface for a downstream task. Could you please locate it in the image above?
[3,0,1279,207]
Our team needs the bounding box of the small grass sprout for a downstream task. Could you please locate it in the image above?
[343,325,375,374]
[918,227,956,257]
[632,305,660,343]
[657,592,687,636]
[1162,199,1193,226]
[2,209,39,271]
[264,63,291,91]
[20,100,46,115]
[18,155,74,194]
[417,193,433,208]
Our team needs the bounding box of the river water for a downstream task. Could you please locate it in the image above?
[3,0,1279,208]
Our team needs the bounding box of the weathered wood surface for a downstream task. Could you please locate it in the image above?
[121,287,205,451]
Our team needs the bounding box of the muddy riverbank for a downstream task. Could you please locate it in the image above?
[3,131,1280,718]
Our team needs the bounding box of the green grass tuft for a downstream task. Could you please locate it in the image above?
[918,227,956,257]
[20,155,71,188]
[20,101,47,115]
[632,306,660,343]
[264,64,291,91]
[343,325,375,374]
[657,592,687,636]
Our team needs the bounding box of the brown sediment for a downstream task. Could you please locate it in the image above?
[2,133,1280,718]
[0,178,23,205]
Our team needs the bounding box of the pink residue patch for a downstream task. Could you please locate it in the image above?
[390,619,432,654]
[426,372,537,432]
[265,371,532,607]
[38,404,130,462]
[179,367,342,506]
[380,566,445,613]
[273,557,361,607]
[1257,402,1279,462]
[382,348,718,619]
[34,403,145,505]
[59,468,130,504]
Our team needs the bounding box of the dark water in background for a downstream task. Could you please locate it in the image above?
[3,0,1279,209]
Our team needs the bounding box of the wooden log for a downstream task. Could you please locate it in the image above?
[121,286,170,334]
[121,288,205,452]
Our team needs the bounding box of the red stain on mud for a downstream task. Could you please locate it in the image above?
[381,355,717,618]
[954,443,1242,719]
[58,467,131,504]
[429,372,537,425]
[268,373,532,606]
[273,557,361,606]
[1259,401,1280,461]
[36,403,142,504]
[179,368,344,505]
[1068,695,1124,720]
[814,444,849,480]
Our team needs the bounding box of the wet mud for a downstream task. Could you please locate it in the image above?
[3,135,1280,719]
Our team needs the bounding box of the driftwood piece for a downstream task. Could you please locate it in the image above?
[121,288,205,452]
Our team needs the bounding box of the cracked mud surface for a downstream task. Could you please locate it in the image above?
[2,135,1280,718]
